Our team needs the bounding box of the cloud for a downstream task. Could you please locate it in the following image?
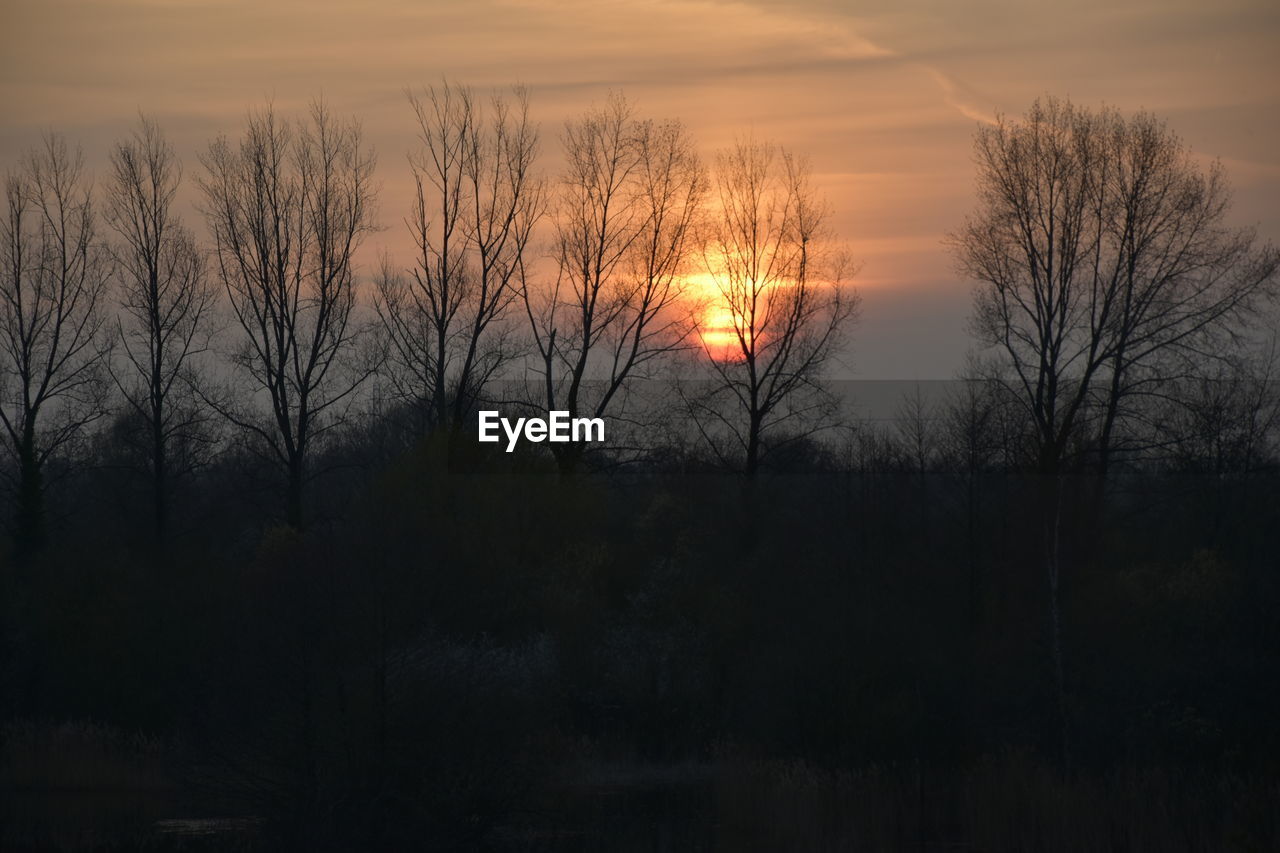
[1,0,1274,377]
[924,68,996,126]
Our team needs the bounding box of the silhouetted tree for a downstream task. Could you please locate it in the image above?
[895,382,939,548]
[105,115,215,541]
[1165,342,1279,478]
[0,135,111,557]
[950,95,1279,771]
[896,383,938,477]
[1158,339,1280,544]
[375,82,543,437]
[952,96,1278,481]
[198,101,379,528]
[523,94,707,473]
[938,370,1008,625]
[686,138,857,477]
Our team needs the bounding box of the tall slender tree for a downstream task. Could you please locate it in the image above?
[953,96,1278,481]
[375,82,543,438]
[687,138,857,478]
[523,94,707,473]
[0,134,112,557]
[950,95,1279,771]
[198,101,379,529]
[105,115,215,541]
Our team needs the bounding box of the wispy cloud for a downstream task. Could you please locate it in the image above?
[924,68,997,126]
[1,0,1273,377]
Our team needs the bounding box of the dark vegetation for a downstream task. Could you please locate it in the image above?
[4,395,1279,850]
[1,91,1278,850]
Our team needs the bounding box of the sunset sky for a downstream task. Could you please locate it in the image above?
[2,0,1277,378]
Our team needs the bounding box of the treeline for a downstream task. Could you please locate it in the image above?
[2,88,1279,849]
[0,88,1275,546]
[0,84,855,553]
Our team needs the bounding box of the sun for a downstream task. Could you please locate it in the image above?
[685,271,750,360]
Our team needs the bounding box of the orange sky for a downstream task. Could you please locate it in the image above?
[2,0,1277,377]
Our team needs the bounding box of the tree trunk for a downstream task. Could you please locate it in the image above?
[966,468,981,628]
[1041,472,1071,775]
[432,353,448,435]
[153,422,167,542]
[287,456,304,530]
[745,411,762,479]
[15,423,45,559]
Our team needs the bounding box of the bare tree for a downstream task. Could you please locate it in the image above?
[1168,342,1280,479]
[686,138,857,478]
[950,95,1279,771]
[1091,116,1279,481]
[896,383,938,477]
[523,93,707,473]
[938,367,1011,626]
[375,82,542,439]
[198,101,378,529]
[894,382,939,551]
[105,115,215,541]
[952,96,1278,480]
[0,134,112,556]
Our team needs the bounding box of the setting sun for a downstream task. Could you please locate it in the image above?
[684,271,750,359]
